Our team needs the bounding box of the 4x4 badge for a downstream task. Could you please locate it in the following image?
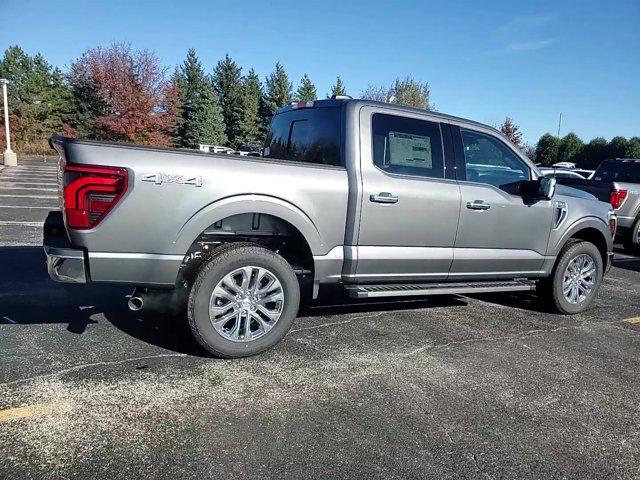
[141,173,203,187]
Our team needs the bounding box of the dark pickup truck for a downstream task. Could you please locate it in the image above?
[554,159,640,251]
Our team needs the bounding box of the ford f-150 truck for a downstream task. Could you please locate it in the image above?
[44,98,616,357]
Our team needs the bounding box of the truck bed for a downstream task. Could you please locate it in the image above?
[49,135,349,286]
[553,177,613,204]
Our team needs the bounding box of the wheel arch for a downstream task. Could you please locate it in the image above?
[173,194,324,255]
[553,217,611,268]
[175,198,319,298]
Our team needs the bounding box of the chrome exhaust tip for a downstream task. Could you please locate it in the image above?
[128,289,144,311]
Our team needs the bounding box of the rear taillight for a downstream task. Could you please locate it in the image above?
[610,189,627,210]
[63,164,128,229]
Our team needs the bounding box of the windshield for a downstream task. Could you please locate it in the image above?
[593,160,640,183]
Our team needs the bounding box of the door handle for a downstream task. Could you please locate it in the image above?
[370,192,398,204]
[466,200,491,211]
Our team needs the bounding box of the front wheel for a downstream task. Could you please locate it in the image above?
[188,244,300,358]
[540,241,603,314]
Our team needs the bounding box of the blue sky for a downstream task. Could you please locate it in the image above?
[1,0,638,144]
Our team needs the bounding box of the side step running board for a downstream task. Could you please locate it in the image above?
[345,280,536,299]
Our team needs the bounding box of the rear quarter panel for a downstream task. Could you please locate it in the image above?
[58,141,349,284]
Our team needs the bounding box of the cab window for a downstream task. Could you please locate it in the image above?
[372,113,444,179]
[461,129,530,188]
[264,107,342,166]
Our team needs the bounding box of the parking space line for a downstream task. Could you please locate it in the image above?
[0,205,51,210]
[0,403,67,422]
[0,194,57,199]
[0,187,58,192]
[1,176,58,180]
[0,220,45,226]
[0,184,58,188]
[4,169,57,172]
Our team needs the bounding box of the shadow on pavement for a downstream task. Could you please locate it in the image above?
[303,284,468,317]
[466,290,551,313]
[0,246,204,356]
[612,255,640,273]
[1,247,468,356]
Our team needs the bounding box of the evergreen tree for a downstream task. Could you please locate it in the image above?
[557,132,584,164]
[239,68,264,148]
[0,46,73,154]
[175,48,226,148]
[607,136,628,159]
[328,76,346,98]
[535,133,560,166]
[212,54,243,147]
[580,137,607,169]
[261,62,293,127]
[295,73,317,101]
[626,137,640,158]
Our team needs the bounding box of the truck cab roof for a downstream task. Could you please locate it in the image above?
[276,98,502,136]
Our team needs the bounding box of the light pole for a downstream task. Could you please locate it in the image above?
[1,78,17,166]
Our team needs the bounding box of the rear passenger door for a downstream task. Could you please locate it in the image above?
[352,107,461,283]
[450,125,554,278]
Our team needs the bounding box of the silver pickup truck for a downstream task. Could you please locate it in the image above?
[44,98,616,357]
[591,159,640,251]
[549,159,640,252]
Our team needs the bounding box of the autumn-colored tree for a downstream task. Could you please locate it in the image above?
[68,43,179,146]
[500,117,523,148]
[361,76,431,110]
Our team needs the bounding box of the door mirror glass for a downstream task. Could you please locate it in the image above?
[538,176,556,200]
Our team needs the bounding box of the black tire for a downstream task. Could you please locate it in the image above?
[187,244,300,358]
[539,241,603,314]
[622,218,640,253]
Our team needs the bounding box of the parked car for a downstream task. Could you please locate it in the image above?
[552,159,640,252]
[198,145,235,154]
[539,168,587,180]
[44,98,615,357]
[553,162,576,169]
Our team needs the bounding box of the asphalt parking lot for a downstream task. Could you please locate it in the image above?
[1,158,640,479]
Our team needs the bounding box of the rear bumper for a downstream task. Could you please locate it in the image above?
[43,211,87,284]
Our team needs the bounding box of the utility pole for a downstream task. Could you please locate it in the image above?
[1,79,17,166]
[557,112,562,138]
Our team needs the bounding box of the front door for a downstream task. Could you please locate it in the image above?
[450,125,554,278]
[352,107,461,283]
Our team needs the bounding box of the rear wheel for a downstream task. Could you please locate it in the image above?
[540,241,603,314]
[188,244,300,358]
[622,218,640,253]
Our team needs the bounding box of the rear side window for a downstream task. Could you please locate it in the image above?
[593,160,640,183]
[371,113,444,179]
[264,107,341,166]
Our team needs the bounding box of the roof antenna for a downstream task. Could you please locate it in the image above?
[557,112,562,137]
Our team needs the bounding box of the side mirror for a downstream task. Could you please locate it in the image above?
[538,176,556,200]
